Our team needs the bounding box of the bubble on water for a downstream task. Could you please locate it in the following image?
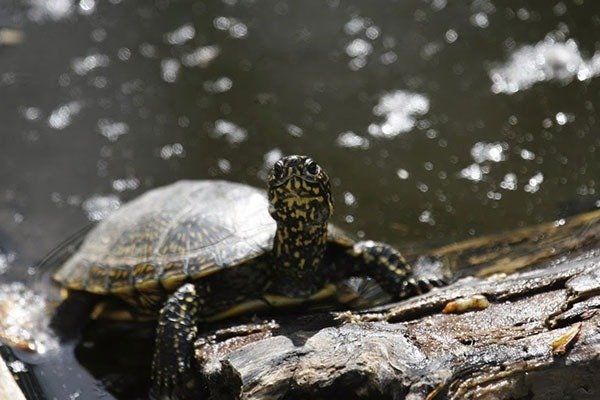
[164,23,195,45]
[48,101,82,130]
[82,195,121,221]
[336,131,369,149]
[71,53,109,75]
[212,119,247,144]
[489,36,600,94]
[368,90,429,138]
[97,119,129,141]
[182,45,220,67]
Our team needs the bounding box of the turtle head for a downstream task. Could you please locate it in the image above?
[267,155,333,228]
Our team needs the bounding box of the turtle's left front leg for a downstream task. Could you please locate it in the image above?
[151,283,204,400]
[344,240,446,300]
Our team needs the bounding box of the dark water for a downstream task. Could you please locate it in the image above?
[1,0,599,279]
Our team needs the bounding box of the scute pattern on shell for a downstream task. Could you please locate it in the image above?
[54,181,277,294]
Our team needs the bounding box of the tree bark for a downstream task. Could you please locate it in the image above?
[194,210,600,399]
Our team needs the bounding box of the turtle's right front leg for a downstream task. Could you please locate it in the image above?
[151,283,204,400]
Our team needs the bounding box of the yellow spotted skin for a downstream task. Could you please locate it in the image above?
[51,155,444,400]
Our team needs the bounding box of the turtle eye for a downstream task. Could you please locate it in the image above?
[305,160,320,176]
[272,160,284,179]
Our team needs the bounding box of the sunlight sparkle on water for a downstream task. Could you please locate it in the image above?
[159,143,185,159]
[97,119,129,141]
[182,45,220,68]
[500,173,518,191]
[214,17,248,39]
[28,0,73,22]
[0,283,57,354]
[0,252,15,275]
[524,172,544,193]
[470,142,507,163]
[213,119,248,144]
[204,77,233,93]
[71,53,109,75]
[161,58,181,83]
[82,195,121,221]
[48,101,82,130]
[490,35,600,94]
[112,178,140,192]
[336,131,370,149]
[165,23,196,45]
[368,90,430,138]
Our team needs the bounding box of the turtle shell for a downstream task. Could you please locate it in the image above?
[54,181,279,295]
[54,180,356,296]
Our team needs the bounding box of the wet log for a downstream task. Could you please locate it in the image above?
[194,210,600,399]
[0,353,26,400]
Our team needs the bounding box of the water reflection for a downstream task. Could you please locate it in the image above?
[0,0,598,281]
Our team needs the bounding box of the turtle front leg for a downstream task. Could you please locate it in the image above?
[345,240,446,300]
[151,283,203,400]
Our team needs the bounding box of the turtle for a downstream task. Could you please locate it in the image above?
[50,155,443,399]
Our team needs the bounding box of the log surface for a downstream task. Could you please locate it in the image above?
[194,211,600,400]
[0,352,26,400]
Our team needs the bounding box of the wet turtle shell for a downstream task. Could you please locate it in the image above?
[53,180,353,297]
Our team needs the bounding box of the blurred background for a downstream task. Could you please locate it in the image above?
[1,0,599,281]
